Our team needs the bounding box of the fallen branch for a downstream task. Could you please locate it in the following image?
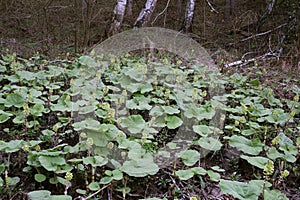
[240,23,287,42]
[224,52,279,68]
[205,0,219,13]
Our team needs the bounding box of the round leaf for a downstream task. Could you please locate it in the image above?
[180,150,200,166]
[34,174,46,183]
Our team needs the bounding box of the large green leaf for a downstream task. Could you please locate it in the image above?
[196,137,222,151]
[180,150,200,166]
[175,169,194,180]
[207,170,220,182]
[7,176,20,186]
[50,195,72,200]
[220,179,261,200]
[191,167,207,175]
[165,115,182,129]
[5,93,25,108]
[240,155,269,169]
[78,55,98,68]
[123,67,144,81]
[13,112,26,124]
[162,106,180,114]
[100,176,113,184]
[120,115,146,134]
[34,174,46,183]
[17,70,36,81]
[0,110,12,123]
[38,156,66,171]
[0,140,23,153]
[82,156,107,167]
[184,104,215,120]
[126,95,152,110]
[88,182,100,191]
[263,189,288,200]
[193,125,214,136]
[266,147,284,160]
[120,158,159,177]
[225,135,263,155]
[30,104,45,116]
[27,190,51,200]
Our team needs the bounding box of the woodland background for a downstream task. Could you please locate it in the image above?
[0,0,299,68]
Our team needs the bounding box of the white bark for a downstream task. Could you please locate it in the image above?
[267,0,276,14]
[134,0,158,27]
[110,0,127,35]
[182,0,195,32]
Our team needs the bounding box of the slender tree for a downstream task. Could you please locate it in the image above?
[225,0,235,22]
[109,0,127,35]
[127,0,133,17]
[134,0,158,28]
[181,0,195,32]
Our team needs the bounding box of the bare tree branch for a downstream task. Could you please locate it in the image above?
[151,0,171,26]
[240,23,287,42]
[205,0,218,13]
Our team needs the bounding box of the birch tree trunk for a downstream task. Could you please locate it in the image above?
[134,0,157,28]
[267,0,275,14]
[181,0,195,32]
[109,0,127,35]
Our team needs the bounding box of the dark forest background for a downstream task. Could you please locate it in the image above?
[0,0,299,69]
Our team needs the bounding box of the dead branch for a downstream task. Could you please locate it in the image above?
[224,52,280,68]
[151,0,171,25]
[240,23,287,42]
[205,0,219,13]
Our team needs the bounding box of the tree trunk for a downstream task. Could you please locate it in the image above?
[109,0,127,35]
[74,0,80,52]
[127,0,133,17]
[134,0,158,28]
[225,0,235,22]
[176,0,182,21]
[181,0,195,32]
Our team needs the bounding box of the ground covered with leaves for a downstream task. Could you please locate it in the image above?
[0,52,299,200]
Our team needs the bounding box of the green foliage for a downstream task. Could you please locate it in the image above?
[0,53,299,199]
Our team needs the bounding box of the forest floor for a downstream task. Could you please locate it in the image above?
[0,1,299,199]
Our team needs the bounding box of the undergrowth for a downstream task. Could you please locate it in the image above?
[0,52,299,200]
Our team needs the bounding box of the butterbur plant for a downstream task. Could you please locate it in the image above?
[0,27,300,199]
[64,171,73,195]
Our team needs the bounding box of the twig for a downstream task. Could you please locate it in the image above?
[44,0,54,10]
[240,23,287,42]
[151,0,171,25]
[241,51,259,60]
[205,0,219,13]
[46,5,71,11]
[83,184,111,200]
[168,174,180,191]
